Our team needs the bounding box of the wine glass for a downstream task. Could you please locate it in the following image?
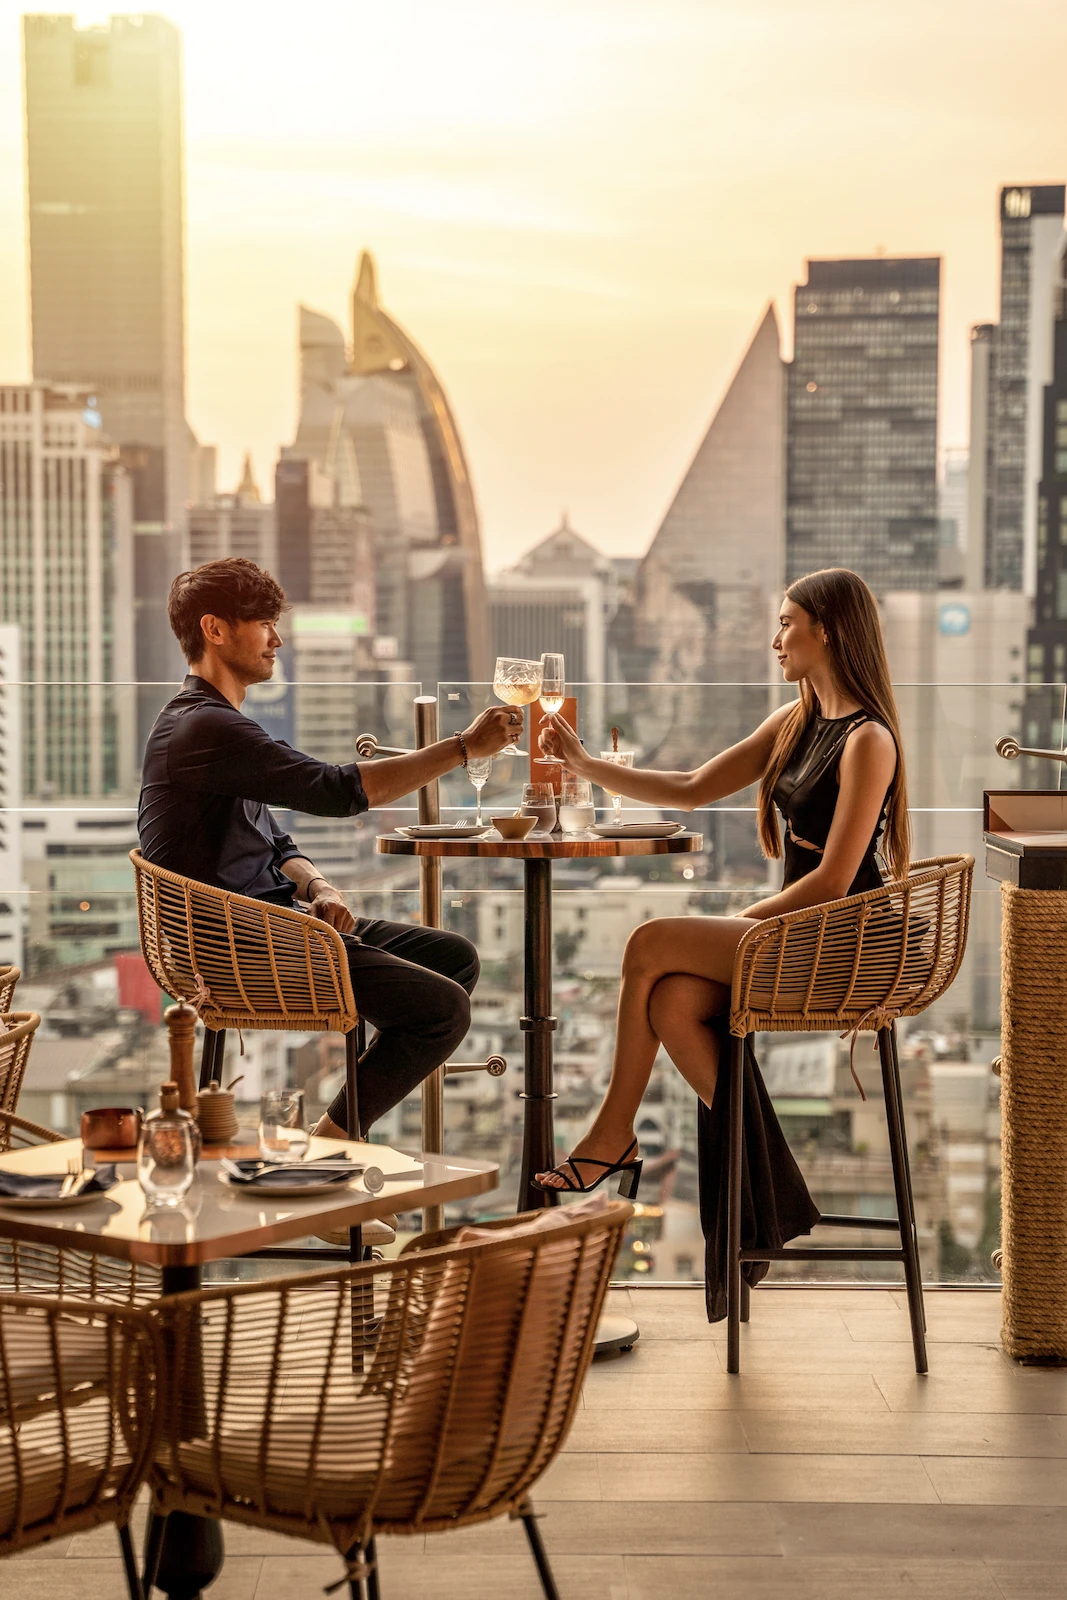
[467,755,492,825]
[259,1088,309,1164]
[599,750,634,825]
[493,657,542,754]
[538,653,565,765]
[521,781,557,833]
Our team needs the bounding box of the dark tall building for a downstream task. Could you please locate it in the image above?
[973,186,1066,594]
[786,257,940,592]
[1024,243,1067,741]
[22,13,189,737]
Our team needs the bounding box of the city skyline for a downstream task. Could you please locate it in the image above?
[1,1,1066,568]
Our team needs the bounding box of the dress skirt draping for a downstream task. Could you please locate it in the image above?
[697,1018,821,1322]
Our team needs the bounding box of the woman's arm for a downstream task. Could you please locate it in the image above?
[538,704,794,811]
[741,721,898,919]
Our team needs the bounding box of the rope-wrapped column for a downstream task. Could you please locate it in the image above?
[999,882,1067,1361]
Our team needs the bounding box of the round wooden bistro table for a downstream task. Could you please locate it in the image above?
[377,826,703,1352]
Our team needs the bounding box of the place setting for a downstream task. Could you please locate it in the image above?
[0,1155,120,1209]
[218,1089,421,1199]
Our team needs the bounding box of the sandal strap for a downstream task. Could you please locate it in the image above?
[545,1139,638,1189]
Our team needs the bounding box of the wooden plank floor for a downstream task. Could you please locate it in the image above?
[12,1287,1067,1599]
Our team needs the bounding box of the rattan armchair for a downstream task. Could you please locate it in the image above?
[725,853,974,1375]
[0,1014,42,1153]
[0,967,18,1015]
[145,1199,631,1599]
[0,1292,162,1597]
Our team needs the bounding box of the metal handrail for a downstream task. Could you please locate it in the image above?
[995,735,1067,764]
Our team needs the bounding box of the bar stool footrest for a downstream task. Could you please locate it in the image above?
[815,1213,900,1231]
[740,1246,907,1262]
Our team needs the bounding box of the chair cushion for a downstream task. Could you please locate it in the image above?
[0,1313,110,1413]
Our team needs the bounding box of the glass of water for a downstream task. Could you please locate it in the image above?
[466,754,492,824]
[522,781,557,833]
[259,1088,309,1163]
[559,776,595,834]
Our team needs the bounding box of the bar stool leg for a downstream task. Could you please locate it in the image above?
[888,1024,927,1334]
[877,1025,928,1374]
[726,1034,745,1374]
[198,1027,218,1091]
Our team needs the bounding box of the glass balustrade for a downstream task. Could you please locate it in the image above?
[1,677,1063,1286]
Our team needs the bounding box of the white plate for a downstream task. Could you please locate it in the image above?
[219,1172,358,1199]
[0,1189,106,1210]
[394,824,490,840]
[591,821,686,840]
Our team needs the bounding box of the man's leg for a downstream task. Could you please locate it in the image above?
[316,920,479,1136]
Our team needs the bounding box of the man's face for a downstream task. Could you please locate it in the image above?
[201,615,282,686]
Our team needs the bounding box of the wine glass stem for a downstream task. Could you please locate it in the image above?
[613,795,622,824]
[474,787,483,825]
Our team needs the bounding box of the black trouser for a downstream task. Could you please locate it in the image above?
[326,917,479,1134]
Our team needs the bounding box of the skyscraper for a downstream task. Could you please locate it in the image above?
[974,185,1066,594]
[1025,239,1067,722]
[0,625,25,971]
[22,12,189,711]
[786,257,940,593]
[280,254,489,689]
[0,384,135,798]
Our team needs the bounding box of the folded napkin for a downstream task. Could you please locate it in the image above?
[221,1158,356,1190]
[0,1165,119,1200]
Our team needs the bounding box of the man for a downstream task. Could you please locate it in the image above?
[138,557,521,1137]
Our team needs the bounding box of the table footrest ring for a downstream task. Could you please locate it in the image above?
[520,1017,558,1031]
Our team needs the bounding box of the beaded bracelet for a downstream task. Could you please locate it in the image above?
[455,730,469,767]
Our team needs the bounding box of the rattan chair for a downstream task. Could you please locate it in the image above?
[0,1292,162,1597]
[0,1015,42,1153]
[725,854,974,1376]
[0,968,18,1015]
[144,1199,631,1599]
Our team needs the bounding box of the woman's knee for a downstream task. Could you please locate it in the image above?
[622,919,662,979]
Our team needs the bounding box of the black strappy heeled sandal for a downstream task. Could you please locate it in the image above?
[533,1138,642,1199]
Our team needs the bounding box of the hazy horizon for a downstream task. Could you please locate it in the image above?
[1,0,1065,570]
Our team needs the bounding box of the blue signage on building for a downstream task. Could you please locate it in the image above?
[938,602,971,637]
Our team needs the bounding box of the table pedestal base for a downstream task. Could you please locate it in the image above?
[593,1313,640,1358]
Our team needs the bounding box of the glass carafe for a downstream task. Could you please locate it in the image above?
[137,1081,197,1207]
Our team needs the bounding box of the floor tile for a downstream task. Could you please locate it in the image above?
[876,1369,1067,1414]
[586,1338,724,1375]
[624,1554,1001,1599]
[769,1501,1067,1561]
[536,1451,601,1498]
[435,1499,783,1556]
[985,1559,1067,1598]
[581,1371,888,1412]
[597,1450,939,1503]
[565,1407,749,1452]
[922,1456,1067,1505]
[374,1549,630,1600]
[741,1409,1067,1457]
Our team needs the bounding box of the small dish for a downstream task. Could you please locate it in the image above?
[394,824,490,840]
[491,814,538,841]
[0,1190,106,1210]
[591,821,686,840]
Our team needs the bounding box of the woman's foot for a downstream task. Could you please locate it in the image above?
[535,1131,640,1193]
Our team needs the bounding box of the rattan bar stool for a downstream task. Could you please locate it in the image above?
[0,967,19,1015]
[725,854,974,1375]
[0,1014,42,1153]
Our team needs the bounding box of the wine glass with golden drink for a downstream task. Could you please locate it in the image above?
[538,652,565,765]
[493,657,542,754]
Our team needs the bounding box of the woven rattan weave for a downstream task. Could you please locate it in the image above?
[0,969,18,1016]
[146,1201,630,1593]
[0,1015,42,1154]
[0,1292,162,1593]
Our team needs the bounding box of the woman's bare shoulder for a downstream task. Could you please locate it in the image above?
[842,718,897,767]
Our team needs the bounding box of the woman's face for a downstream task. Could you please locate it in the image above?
[772,598,828,683]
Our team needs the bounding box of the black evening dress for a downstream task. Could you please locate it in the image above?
[698,710,889,1321]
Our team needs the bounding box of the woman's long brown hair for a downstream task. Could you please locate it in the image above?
[756,568,910,882]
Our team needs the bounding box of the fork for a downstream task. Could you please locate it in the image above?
[59,1156,80,1197]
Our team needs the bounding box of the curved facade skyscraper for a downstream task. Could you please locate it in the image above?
[279,252,488,689]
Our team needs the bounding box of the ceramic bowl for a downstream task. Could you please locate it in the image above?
[491,813,538,841]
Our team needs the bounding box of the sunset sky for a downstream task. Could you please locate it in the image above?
[1,0,1065,569]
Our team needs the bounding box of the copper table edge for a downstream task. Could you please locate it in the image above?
[375,831,703,857]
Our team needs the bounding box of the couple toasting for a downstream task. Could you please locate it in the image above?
[140,558,906,1311]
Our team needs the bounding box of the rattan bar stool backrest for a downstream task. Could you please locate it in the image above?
[0,968,19,1016]
[150,1202,631,1547]
[730,854,974,1037]
[130,850,357,1034]
[0,1015,42,1152]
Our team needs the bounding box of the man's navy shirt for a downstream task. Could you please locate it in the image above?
[138,675,368,904]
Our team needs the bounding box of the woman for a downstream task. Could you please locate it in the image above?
[535,569,909,1310]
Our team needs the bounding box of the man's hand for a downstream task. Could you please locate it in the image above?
[309,887,356,934]
[463,704,525,759]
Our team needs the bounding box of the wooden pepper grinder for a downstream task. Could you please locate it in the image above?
[164,1002,202,1157]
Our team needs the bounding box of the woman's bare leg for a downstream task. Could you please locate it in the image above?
[648,973,728,1107]
[536,915,757,1187]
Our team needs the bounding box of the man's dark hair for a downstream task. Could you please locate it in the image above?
[167,559,288,664]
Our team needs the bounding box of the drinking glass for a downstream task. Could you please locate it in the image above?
[493,657,542,754]
[466,755,492,824]
[522,781,557,833]
[259,1088,309,1164]
[539,653,565,717]
[137,1119,195,1208]
[599,750,635,825]
[559,776,595,834]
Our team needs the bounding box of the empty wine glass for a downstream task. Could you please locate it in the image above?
[493,657,542,754]
[467,755,492,824]
[599,750,634,825]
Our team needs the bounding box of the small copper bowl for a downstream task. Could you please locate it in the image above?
[80,1106,143,1151]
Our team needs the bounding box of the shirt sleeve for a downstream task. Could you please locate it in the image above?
[168,704,369,818]
[267,808,303,866]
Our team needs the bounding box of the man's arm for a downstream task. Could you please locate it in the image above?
[358,705,524,808]
[280,856,356,933]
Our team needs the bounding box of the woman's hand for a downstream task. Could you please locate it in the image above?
[539,715,589,775]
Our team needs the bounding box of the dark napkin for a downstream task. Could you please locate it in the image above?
[222,1158,356,1190]
[0,1165,119,1200]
